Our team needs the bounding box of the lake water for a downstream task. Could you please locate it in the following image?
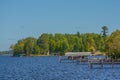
[0,56,120,80]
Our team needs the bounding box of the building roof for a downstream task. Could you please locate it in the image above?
[65,52,92,56]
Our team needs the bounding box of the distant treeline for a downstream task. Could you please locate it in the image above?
[0,50,13,55]
[11,26,120,59]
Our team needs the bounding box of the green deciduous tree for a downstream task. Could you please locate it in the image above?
[106,30,120,59]
[12,40,25,56]
[24,37,37,56]
[11,37,37,56]
[37,33,49,55]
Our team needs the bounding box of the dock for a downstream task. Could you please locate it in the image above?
[89,59,120,69]
[59,56,78,63]
[59,52,120,69]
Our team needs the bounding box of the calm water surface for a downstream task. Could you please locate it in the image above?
[0,56,120,80]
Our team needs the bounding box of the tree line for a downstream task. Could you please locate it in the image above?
[0,50,13,55]
[11,26,120,59]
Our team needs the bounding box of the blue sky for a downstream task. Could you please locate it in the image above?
[0,0,120,51]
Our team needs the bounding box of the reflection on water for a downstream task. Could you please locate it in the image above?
[0,56,120,80]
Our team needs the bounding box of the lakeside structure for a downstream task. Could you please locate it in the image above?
[59,52,92,63]
[59,52,120,69]
[89,58,120,69]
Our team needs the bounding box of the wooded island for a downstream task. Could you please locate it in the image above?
[10,26,120,59]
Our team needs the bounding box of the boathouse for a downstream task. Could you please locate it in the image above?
[65,52,92,60]
[59,52,92,63]
[65,52,92,56]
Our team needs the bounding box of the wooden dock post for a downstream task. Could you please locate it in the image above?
[59,56,61,63]
[101,63,103,68]
[101,60,103,68]
[112,62,114,68]
[90,62,93,69]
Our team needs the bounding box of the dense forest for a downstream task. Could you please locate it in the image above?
[11,26,120,59]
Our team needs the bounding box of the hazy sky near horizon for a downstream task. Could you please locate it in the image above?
[0,0,120,51]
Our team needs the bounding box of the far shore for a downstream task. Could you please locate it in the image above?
[29,54,50,57]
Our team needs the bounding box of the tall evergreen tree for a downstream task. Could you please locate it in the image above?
[102,26,108,37]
